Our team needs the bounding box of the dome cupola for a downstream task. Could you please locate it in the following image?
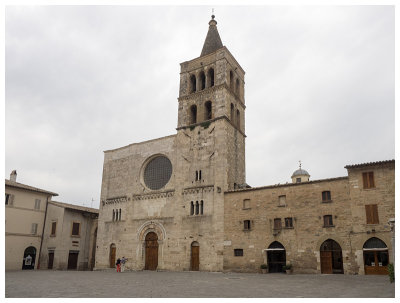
[291,161,310,183]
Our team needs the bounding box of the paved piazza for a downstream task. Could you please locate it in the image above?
[5,270,395,298]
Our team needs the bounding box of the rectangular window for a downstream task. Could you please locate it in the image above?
[274,218,282,230]
[285,217,293,228]
[51,222,57,236]
[243,220,251,230]
[234,249,243,256]
[31,223,38,235]
[34,199,41,210]
[71,222,80,236]
[323,215,333,227]
[322,191,331,202]
[243,199,250,209]
[5,194,14,206]
[365,204,379,224]
[362,172,375,189]
[296,178,301,183]
[278,195,286,206]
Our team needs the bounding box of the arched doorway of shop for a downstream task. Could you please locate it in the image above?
[363,237,389,275]
[320,239,343,274]
[266,241,286,273]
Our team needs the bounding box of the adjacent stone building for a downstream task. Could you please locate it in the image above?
[94,15,394,275]
[39,201,98,270]
[224,160,394,275]
[5,170,58,270]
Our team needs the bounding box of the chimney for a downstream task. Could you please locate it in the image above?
[10,170,17,182]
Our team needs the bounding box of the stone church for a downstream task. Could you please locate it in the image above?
[95,16,394,275]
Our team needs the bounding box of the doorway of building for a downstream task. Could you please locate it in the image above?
[145,232,158,270]
[22,246,36,270]
[320,239,344,274]
[363,237,389,275]
[67,251,79,270]
[267,241,286,273]
[109,243,116,268]
[48,251,54,269]
[191,242,200,271]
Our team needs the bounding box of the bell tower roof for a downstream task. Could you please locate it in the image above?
[200,15,223,57]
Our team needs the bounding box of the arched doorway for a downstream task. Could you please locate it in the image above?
[363,237,389,275]
[320,239,343,274]
[191,242,199,271]
[109,243,116,268]
[267,241,286,273]
[22,246,36,270]
[145,232,158,270]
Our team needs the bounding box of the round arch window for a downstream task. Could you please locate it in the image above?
[143,155,172,190]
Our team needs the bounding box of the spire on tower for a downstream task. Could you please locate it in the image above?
[200,13,223,57]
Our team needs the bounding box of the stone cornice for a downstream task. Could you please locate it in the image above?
[183,185,214,195]
[102,196,127,206]
[132,190,175,201]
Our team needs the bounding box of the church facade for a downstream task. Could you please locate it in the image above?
[94,16,394,275]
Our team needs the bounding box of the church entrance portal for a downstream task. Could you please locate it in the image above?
[320,239,344,274]
[145,232,158,270]
[22,246,36,270]
[267,241,286,273]
[191,242,199,271]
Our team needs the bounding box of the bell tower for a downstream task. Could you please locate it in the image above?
[176,15,246,191]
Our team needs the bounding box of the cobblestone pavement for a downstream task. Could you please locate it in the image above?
[5,270,395,298]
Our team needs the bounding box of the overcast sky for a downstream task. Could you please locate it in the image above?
[5,5,394,209]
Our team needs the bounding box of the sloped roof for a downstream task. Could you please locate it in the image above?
[49,200,99,214]
[5,179,58,196]
[344,159,395,169]
[200,16,223,57]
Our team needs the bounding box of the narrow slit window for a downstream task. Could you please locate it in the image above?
[190,201,194,216]
[200,200,203,215]
[195,201,199,215]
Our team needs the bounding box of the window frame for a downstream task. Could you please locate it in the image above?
[234,249,244,257]
[34,199,41,210]
[323,215,334,227]
[322,191,332,203]
[284,217,293,228]
[71,221,81,237]
[50,221,57,236]
[278,195,286,207]
[31,223,38,235]
[274,218,282,230]
[243,220,251,231]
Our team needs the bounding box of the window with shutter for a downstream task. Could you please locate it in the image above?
[365,204,379,224]
[362,172,375,189]
[31,223,38,235]
[274,218,282,230]
[278,195,286,206]
[71,222,80,236]
[244,220,251,230]
[323,215,333,227]
[34,199,41,210]
[5,194,10,205]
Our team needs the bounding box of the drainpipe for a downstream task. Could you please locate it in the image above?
[37,195,50,269]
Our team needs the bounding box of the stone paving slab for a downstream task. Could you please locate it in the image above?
[5,270,395,298]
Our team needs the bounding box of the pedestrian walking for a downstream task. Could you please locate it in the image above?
[121,256,128,272]
[116,258,121,272]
